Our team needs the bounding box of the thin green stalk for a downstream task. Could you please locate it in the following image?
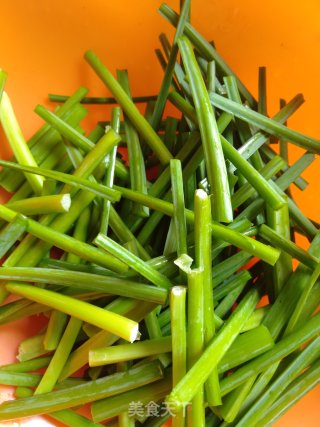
[0,215,27,258]
[170,159,188,256]
[219,310,320,396]
[112,186,280,265]
[43,310,68,351]
[217,325,274,374]
[215,281,248,319]
[171,286,187,427]
[60,298,157,379]
[285,261,320,335]
[50,408,106,427]
[94,233,172,289]
[236,336,320,426]
[258,66,268,116]
[261,358,320,426]
[109,206,151,261]
[117,70,149,218]
[168,90,285,210]
[89,336,171,367]
[0,69,7,101]
[187,268,205,426]
[49,93,157,104]
[194,189,221,405]
[150,0,191,131]
[0,205,128,273]
[0,91,44,193]
[145,309,172,369]
[165,288,259,413]
[224,75,264,171]
[0,370,41,387]
[0,361,163,420]
[210,93,320,153]
[159,4,256,107]
[6,194,71,215]
[266,201,292,299]
[100,107,121,234]
[178,36,233,222]
[92,376,171,422]
[6,283,140,343]
[231,156,286,209]
[17,333,48,362]
[0,356,52,372]
[0,159,121,202]
[84,50,173,164]
[35,316,83,394]
[259,224,318,269]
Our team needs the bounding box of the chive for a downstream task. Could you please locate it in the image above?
[6,283,140,343]
[0,269,168,305]
[6,194,71,215]
[194,189,221,405]
[266,202,293,299]
[61,298,157,379]
[0,215,27,258]
[168,90,285,210]
[170,286,187,427]
[258,66,268,116]
[0,356,52,373]
[0,91,44,194]
[187,268,205,426]
[17,333,48,362]
[0,361,163,420]
[101,107,121,234]
[261,358,320,426]
[0,69,7,101]
[49,93,158,104]
[170,159,188,256]
[284,262,320,335]
[89,336,171,367]
[84,50,173,165]
[236,336,320,426]
[210,93,320,153]
[259,224,318,269]
[150,0,191,131]
[165,288,259,413]
[159,4,256,107]
[178,36,232,222]
[43,310,68,351]
[94,233,172,289]
[144,308,172,369]
[220,311,320,396]
[217,325,274,374]
[0,159,121,202]
[0,207,128,274]
[92,374,171,422]
[117,70,149,218]
[50,409,106,427]
[35,317,83,394]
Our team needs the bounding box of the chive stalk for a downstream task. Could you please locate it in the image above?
[6,283,140,343]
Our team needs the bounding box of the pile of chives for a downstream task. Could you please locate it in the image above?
[0,2,319,426]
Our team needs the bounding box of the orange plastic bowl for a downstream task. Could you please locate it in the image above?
[0,1,319,425]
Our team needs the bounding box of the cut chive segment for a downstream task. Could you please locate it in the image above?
[210,93,320,153]
[6,194,71,215]
[178,36,232,222]
[6,283,140,343]
[84,50,173,165]
[165,288,259,413]
[0,91,44,194]
[0,361,163,420]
